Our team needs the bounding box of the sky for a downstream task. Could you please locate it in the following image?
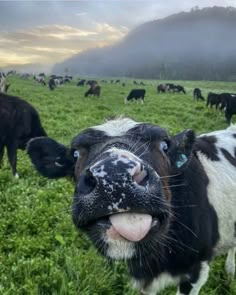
[1,0,236,70]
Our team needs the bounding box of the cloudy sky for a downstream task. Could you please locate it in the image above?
[0,0,236,69]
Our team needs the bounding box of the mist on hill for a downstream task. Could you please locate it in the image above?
[53,6,236,81]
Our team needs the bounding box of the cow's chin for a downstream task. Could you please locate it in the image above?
[86,212,169,261]
[105,233,135,260]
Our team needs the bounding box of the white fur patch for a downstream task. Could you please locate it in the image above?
[189,262,209,295]
[105,235,135,259]
[197,128,236,254]
[92,117,140,137]
[141,273,180,295]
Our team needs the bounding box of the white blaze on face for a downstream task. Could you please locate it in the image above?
[109,212,152,242]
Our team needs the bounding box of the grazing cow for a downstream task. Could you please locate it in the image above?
[27,117,236,295]
[77,79,86,86]
[206,93,221,109]
[48,78,56,90]
[125,89,145,104]
[84,85,101,97]
[157,84,167,93]
[217,93,236,111]
[165,83,175,91]
[86,80,97,87]
[7,70,16,76]
[172,85,186,94]
[0,93,47,177]
[224,94,236,124]
[193,88,205,101]
[34,75,46,86]
[63,77,71,83]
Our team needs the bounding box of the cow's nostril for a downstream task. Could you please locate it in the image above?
[133,169,148,186]
[77,170,97,194]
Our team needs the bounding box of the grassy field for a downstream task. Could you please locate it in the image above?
[1,76,236,295]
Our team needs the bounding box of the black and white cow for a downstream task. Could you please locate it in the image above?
[34,75,46,86]
[0,75,10,93]
[27,117,236,295]
[0,93,47,177]
[125,89,145,104]
[157,84,168,93]
[84,84,101,97]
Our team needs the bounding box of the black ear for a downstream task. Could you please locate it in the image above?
[168,129,195,171]
[27,137,78,178]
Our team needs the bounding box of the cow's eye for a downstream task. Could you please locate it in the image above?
[160,141,168,152]
[74,150,80,158]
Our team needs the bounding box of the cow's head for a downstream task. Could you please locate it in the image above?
[27,118,195,260]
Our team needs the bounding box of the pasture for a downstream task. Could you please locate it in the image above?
[1,76,236,295]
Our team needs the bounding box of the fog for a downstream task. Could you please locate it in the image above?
[53,7,236,81]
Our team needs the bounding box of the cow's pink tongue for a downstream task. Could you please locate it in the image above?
[109,213,152,242]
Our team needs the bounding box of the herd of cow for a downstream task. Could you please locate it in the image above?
[0,71,236,295]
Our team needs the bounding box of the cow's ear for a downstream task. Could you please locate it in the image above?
[168,129,195,171]
[27,137,78,178]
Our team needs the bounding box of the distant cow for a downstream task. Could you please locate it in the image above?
[224,94,236,124]
[34,75,46,86]
[125,89,145,104]
[0,76,10,93]
[84,85,101,97]
[48,78,56,90]
[172,85,186,94]
[157,84,168,93]
[193,88,204,101]
[206,93,221,109]
[218,93,236,111]
[86,80,97,87]
[0,93,47,177]
[77,79,86,86]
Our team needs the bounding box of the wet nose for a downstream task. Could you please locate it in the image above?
[77,150,148,195]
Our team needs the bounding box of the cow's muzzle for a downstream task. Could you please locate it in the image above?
[77,148,150,196]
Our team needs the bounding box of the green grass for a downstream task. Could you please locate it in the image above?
[1,76,236,295]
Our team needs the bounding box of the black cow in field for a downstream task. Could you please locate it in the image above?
[193,88,204,101]
[27,117,236,295]
[86,80,97,87]
[224,94,236,124]
[48,78,56,90]
[217,93,236,111]
[84,85,101,97]
[206,93,221,109]
[0,93,47,177]
[125,89,145,104]
[172,85,186,94]
[77,79,86,86]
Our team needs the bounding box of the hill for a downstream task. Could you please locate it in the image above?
[53,6,236,81]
